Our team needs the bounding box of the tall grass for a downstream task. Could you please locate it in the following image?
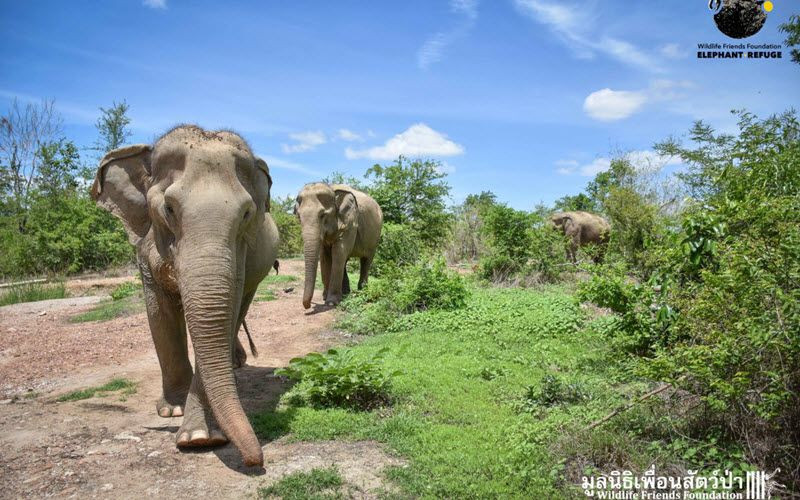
[0,282,68,306]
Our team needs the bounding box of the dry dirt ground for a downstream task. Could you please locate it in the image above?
[0,260,403,499]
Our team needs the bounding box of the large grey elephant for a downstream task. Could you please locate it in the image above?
[295,183,382,308]
[551,211,610,263]
[91,125,279,467]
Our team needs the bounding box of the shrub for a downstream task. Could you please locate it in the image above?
[110,281,139,301]
[371,222,421,276]
[338,257,470,335]
[271,195,302,258]
[276,348,399,410]
[520,374,590,410]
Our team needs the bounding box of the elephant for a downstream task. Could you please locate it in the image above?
[294,183,382,309]
[91,125,279,467]
[550,211,610,263]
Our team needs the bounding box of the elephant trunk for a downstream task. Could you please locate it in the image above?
[301,225,320,309]
[180,241,263,467]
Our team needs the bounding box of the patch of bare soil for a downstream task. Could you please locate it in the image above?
[0,260,402,499]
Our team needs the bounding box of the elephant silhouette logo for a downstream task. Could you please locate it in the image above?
[708,0,772,39]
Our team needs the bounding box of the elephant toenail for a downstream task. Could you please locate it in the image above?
[190,430,208,442]
[172,407,183,417]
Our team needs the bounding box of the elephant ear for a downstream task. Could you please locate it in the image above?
[91,144,152,245]
[254,157,273,212]
[334,189,359,231]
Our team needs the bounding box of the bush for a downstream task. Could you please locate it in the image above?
[520,374,590,410]
[271,195,302,258]
[110,281,139,301]
[276,348,399,410]
[338,257,470,335]
[371,222,421,276]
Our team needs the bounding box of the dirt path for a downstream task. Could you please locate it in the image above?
[0,260,401,499]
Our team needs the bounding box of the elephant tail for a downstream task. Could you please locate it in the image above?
[242,319,258,358]
[273,260,280,275]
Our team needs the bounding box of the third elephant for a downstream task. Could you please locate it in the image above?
[295,183,383,308]
[551,211,611,263]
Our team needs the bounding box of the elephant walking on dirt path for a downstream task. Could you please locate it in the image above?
[92,125,279,467]
[295,183,383,308]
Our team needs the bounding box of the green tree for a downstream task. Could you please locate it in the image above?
[93,100,133,155]
[365,156,452,249]
[780,14,800,64]
[554,192,596,212]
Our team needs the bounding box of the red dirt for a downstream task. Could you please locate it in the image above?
[0,260,402,498]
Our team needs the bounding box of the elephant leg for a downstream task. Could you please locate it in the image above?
[176,373,228,447]
[140,264,192,418]
[342,260,351,296]
[232,289,256,369]
[320,245,332,301]
[358,256,373,290]
[325,242,348,306]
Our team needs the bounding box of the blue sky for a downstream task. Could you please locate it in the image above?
[1,0,798,208]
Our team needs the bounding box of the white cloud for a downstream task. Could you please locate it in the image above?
[143,0,167,9]
[338,129,363,142]
[583,80,693,122]
[579,158,612,177]
[583,88,648,121]
[556,151,681,177]
[512,0,660,72]
[260,155,322,177]
[281,130,327,154]
[417,0,478,69]
[659,43,685,59]
[345,123,464,160]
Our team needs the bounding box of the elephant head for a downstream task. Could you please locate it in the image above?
[91,125,272,466]
[294,183,358,309]
[550,213,575,235]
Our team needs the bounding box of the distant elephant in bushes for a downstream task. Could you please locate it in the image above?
[91,125,279,467]
[551,211,610,263]
[295,183,382,308]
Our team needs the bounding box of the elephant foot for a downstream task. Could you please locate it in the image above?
[157,398,184,418]
[176,405,228,448]
[157,387,189,417]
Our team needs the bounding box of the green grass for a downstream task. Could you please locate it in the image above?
[252,287,686,497]
[258,467,345,500]
[69,293,145,322]
[0,282,68,306]
[254,274,300,302]
[56,378,137,402]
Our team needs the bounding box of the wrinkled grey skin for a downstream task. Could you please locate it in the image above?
[91,125,279,467]
[551,211,610,263]
[295,183,383,308]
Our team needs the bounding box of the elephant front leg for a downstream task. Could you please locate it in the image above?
[176,374,227,447]
[320,245,332,301]
[141,273,193,418]
[325,242,348,306]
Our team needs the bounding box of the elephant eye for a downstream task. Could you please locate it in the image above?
[165,204,174,215]
[243,209,251,220]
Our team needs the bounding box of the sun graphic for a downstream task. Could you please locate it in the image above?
[763,1,774,12]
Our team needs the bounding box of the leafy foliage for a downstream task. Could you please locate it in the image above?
[780,14,800,64]
[365,156,452,250]
[271,194,303,257]
[370,222,421,276]
[110,281,139,301]
[276,348,399,410]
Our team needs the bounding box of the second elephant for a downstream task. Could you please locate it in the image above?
[295,183,383,308]
[551,211,611,263]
